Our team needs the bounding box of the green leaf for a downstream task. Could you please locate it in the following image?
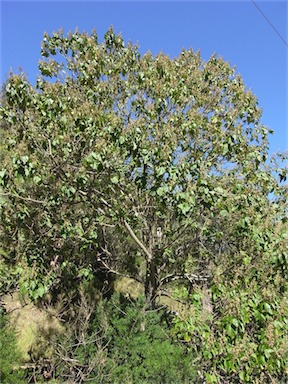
[205,372,218,384]
[78,267,92,278]
[231,318,239,328]
[264,348,274,359]
[0,248,8,257]
[110,175,119,184]
[239,371,245,382]
[263,302,272,315]
[33,175,42,184]
[220,209,228,217]
[226,324,235,338]
[177,202,190,214]
[214,186,224,195]
[0,169,6,181]
[36,285,47,298]
[183,332,191,342]
[243,256,251,266]
[156,186,168,196]
[156,167,166,177]
[222,143,229,156]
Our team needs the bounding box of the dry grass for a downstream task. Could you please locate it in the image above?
[2,292,64,361]
[114,276,144,299]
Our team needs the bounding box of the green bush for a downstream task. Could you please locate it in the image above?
[173,279,288,384]
[93,294,198,383]
[0,311,24,384]
[54,294,198,383]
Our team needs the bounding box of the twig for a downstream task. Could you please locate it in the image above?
[0,192,47,205]
[96,257,143,284]
[160,272,211,286]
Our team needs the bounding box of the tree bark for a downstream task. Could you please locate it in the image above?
[144,259,158,309]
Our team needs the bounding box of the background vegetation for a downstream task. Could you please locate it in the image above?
[0,28,287,383]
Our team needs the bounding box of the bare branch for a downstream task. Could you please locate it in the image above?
[98,196,153,262]
[96,256,143,284]
[0,192,47,205]
[123,219,153,261]
[160,272,211,286]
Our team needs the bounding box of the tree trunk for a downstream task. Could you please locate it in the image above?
[144,259,158,309]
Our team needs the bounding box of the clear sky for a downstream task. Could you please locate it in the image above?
[1,0,287,156]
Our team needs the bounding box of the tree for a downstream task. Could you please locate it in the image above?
[0,28,287,310]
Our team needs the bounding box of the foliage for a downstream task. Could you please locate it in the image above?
[1,27,286,306]
[0,258,21,296]
[0,312,25,384]
[98,294,197,383]
[0,27,287,383]
[48,288,108,383]
[53,294,197,383]
[173,219,288,383]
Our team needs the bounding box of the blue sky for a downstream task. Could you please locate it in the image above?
[1,1,287,155]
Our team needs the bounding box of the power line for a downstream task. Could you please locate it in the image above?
[251,0,287,47]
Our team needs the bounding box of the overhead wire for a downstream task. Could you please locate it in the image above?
[251,0,287,47]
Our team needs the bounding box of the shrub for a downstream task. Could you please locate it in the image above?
[173,279,288,384]
[53,294,198,383]
[94,294,198,383]
[0,311,24,384]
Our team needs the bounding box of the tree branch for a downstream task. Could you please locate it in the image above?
[160,272,211,286]
[96,256,143,284]
[0,192,47,205]
[123,220,153,261]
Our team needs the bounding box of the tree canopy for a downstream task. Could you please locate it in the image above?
[0,28,287,383]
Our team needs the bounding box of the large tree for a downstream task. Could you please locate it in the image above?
[0,28,287,309]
